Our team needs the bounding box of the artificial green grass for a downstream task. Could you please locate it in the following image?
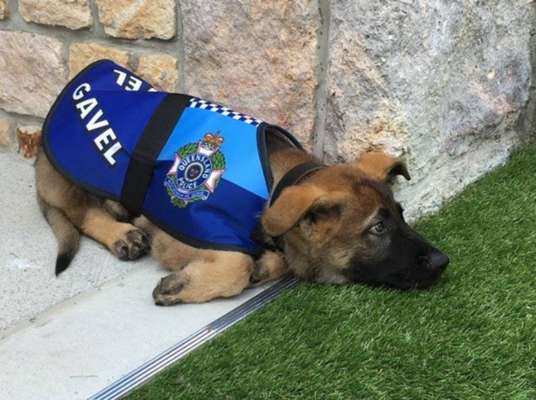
[127,145,536,400]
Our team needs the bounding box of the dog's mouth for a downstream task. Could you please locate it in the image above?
[349,251,449,290]
[382,269,445,290]
[353,270,444,290]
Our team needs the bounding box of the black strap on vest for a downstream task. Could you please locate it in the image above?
[269,161,325,206]
[120,94,191,215]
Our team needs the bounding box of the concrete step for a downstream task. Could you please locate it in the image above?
[1,152,141,337]
[0,265,268,400]
[0,152,274,399]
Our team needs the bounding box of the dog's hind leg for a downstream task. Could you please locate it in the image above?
[152,251,254,305]
[36,148,149,272]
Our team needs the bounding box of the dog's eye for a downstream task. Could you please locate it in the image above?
[369,221,387,235]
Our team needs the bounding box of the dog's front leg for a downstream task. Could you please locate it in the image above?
[103,199,131,222]
[249,250,288,286]
[78,207,149,260]
[152,251,254,305]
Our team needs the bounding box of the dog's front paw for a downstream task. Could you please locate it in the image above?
[249,250,288,287]
[153,273,187,306]
[112,229,150,260]
[250,263,270,286]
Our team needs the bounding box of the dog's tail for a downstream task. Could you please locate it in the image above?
[38,197,80,275]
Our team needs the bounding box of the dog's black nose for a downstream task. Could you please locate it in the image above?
[426,250,449,271]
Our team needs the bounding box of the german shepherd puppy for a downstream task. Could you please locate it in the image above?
[35,131,448,305]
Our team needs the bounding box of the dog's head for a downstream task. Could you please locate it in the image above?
[262,152,448,289]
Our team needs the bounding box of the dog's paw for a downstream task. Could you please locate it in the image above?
[153,273,187,306]
[249,250,287,286]
[112,229,150,260]
[250,264,270,286]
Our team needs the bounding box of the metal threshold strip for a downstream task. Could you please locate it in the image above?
[88,275,298,400]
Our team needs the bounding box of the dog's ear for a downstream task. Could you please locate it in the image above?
[353,151,410,184]
[262,185,328,237]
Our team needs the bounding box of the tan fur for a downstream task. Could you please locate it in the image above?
[133,216,286,303]
[250,250,287,286]
[35,148,149,262]
[35,127,409,303]
[152,251,253,304]
[352,152,410,182]
[262,157,409,284]
[103,199,130,221]
[261,185,326,236]
[37,195,80,260]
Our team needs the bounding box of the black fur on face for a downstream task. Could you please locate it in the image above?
[345,181,449,289]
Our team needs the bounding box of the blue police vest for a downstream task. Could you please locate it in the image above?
[43,60,302,255]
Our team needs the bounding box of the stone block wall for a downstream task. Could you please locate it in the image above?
[1,0,535,220]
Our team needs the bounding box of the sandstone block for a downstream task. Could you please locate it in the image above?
[19,0,92,30]
[0,31,66,118]
[135,53,178,91]
[96,0,176,40]
[69,42,129,78]
[181,0,320,146]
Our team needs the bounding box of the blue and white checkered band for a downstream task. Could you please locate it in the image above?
[189,98,262,127]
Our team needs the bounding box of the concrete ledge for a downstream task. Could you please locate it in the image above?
[0,151,275,400]
[0,263,269,400]
[0,152,143,337]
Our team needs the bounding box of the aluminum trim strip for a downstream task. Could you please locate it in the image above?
[88,275,298,400]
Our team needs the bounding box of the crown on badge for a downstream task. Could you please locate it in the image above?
[202,132,224,147]
[197,132,224,157]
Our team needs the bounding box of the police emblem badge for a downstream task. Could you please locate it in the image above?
[164,133,226,208]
